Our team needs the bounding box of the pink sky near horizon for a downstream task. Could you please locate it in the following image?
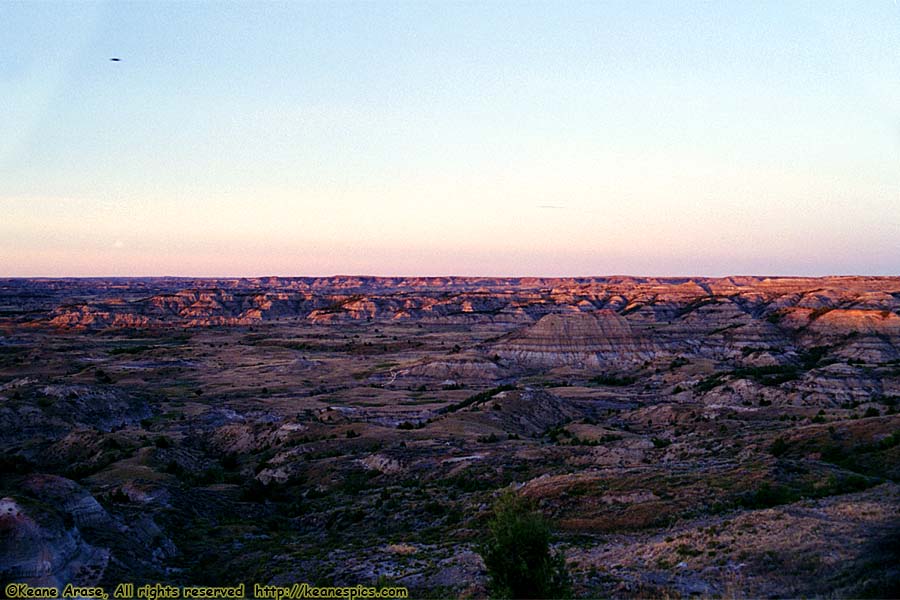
[2,2,899,277]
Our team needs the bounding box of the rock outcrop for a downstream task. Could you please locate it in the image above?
[2,276,892,336]
[0,494,109,587]
[493,311,654,368]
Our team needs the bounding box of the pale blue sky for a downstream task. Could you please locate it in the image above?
[2,1,899,276]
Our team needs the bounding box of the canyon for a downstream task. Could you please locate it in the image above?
[0,276,898,597]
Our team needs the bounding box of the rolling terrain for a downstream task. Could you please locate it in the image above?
[1,276,898,597]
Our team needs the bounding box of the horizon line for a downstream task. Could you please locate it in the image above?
[2,273,898,281]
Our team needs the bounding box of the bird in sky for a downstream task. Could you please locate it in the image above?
[109,57,121,62]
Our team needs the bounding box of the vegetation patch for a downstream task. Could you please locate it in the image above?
[589,374,636,387]
[478,491,571,599]
[439,385,516,414]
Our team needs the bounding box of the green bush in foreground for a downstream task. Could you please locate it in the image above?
[479,490,571,599]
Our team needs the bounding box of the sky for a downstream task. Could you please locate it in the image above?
[1,1,899,277]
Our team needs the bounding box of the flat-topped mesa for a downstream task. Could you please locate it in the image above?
[492,310,655,368]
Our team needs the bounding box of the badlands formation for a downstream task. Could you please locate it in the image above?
[0,276,898,597]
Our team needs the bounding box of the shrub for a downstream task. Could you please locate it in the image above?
[770,437,789,457]
[340,469,374,495]
[200,465,225,484]
[0,454,36,474]
[440,385,516,414]
[738,482,797,509]
[220,453,239,471]
[731,364,800,386]
[695,373,727,393]
[589,374,636,387]
[479,491,571,599]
